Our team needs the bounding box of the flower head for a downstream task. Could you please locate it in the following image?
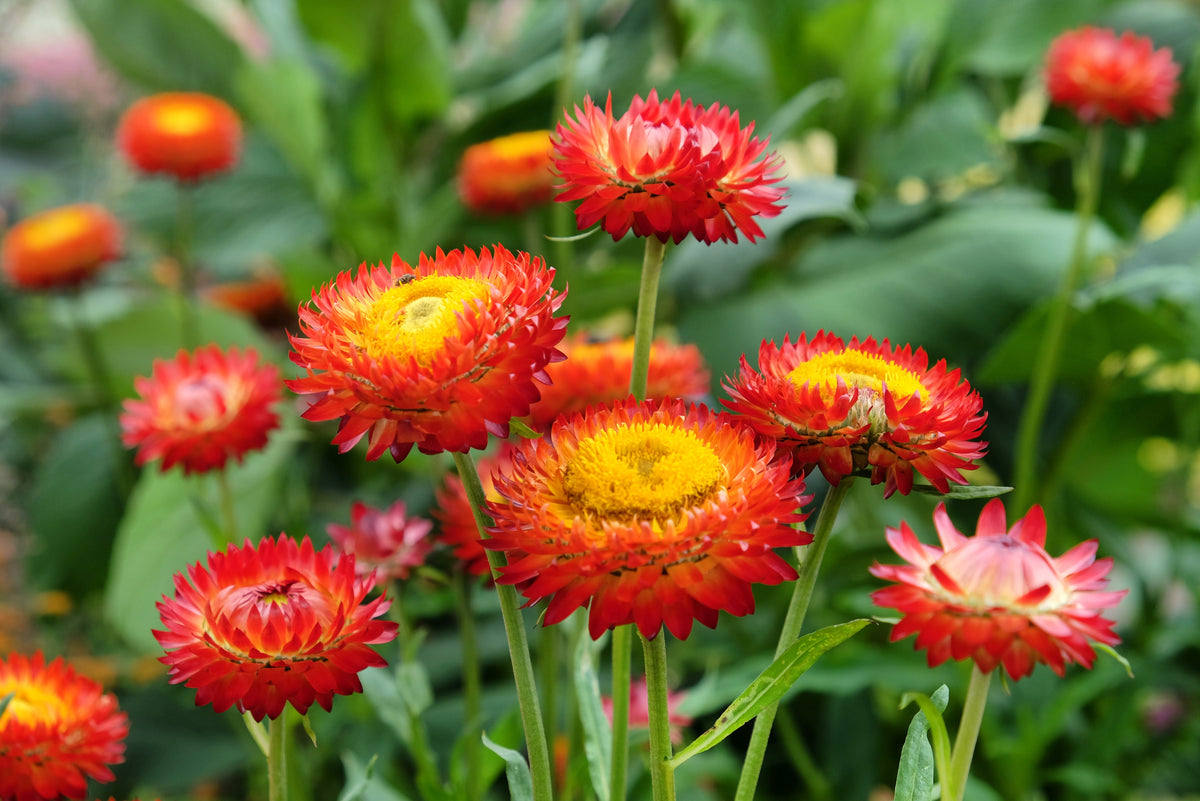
[485,398,811,640]
[116,92,242,181]
[0,651,129,801]
[870,499,1126,680]
[287,245,568,461]
[433,442,518,578]
[1,204,121,290]
[121,345,282,475]
[202,270,292,329]
[155,535,398,721]
[458,131,556,215]
[1044,26,1179,126]
[327,500,435,582]
[602,677,692,744]
[723,331,987,498]
[553,90,785,244]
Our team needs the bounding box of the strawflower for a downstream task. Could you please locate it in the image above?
[458,130,556,215]
[723,331,987,497]
[1,203,121,290]
[1044,26,1179,126]
[120,345,281,475]
[116,92,242,181]
[0,651,129,801]
[287,245,568,461]
[433,442,518,578]
[327,500,435,582]
[202,270,292,329]
[870,499,1126,680]
[602,676,692,744]
[485,397,811,640]
[554,89,785,244]
[155,535,399,721]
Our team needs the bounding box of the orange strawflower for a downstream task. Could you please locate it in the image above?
[870,500,1126,680]
[553,89,785,244]
[458,130,556,215]
[0,651,129,801]
[202,270,292,329]
[116,92,242,181]
[1044,26,1179,125]
[327,500,435,582]
[525,333,710,433]
[155,535,399,721]
[1,204,121,289]
[120,345,282,475]
[723,331,987,498]
[287,245,568,461]
[602,676,692,744]
[485,398,810,640]
[433,441,518,578]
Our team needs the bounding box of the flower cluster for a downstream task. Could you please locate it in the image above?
[1,204,121,290]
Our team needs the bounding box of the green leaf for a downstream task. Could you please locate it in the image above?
[574,631,611,801]
[482,731,534,801]
[899,687,953,801]
[894,684,949,801]
[0,691,13,721]
[669,619,871,767]
[508,418,544,440]
[911,484,1013,499]
[1095,644,1135,678]
[339,752,412,801]
[337,754,380,801]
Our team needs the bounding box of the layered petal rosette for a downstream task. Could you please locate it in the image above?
[327,500,435,582]
[1,203,121,290]
[485,398,811,640]
[0,651,129,801]
[116,92,242,181]
[458,130,556,215]
[433,442,518,578]
[287,245,568,461]
[553,89,785,244]
[155,535,399,721]
[723,331,987,497]
[870,500,1126,680]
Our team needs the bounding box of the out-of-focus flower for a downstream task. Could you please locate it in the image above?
[723,331,987,498]
[524,333,710,433]
[870,500,1125,680]
[602,676,692,743]
[433,441,518,578]
[458,130,556,215]
[0,651,129,801]
[155,535,398,721]
[287,245,568,462]
[327,500,435,582]
[485,398,810,640]
[0,16,118,115]
[116,92,242,181]
[120,345,281,475]
[553,89,785,244]
[1044,26,1179,126]
[202,269,293,330]
[1,204,121,290]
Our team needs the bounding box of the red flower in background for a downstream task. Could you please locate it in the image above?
[0,651,129,801]
[433,442,518,578]
[116,92,242,181]
[155,535,398,721]
[553,90,784,244]
[1044,26,1179,125]
[202,269,293,329]
[1,204,121,290]
[870,500,1125,680]
[458,131,556,215]
[327,500,435,582]
[602,677,692,744]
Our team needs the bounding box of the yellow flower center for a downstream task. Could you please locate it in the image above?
[562,422,724,522]
[361,276,490,364]
[787,349,928,405]
[0,680,68,729]
[20,207,92,251]
[153,102,213,137]
[489,131,551,160]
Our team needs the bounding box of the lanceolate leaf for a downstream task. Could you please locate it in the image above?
[894,684,949,801]
[482,732,534,801]
[913,484,1013,499]
[899,688,954,801]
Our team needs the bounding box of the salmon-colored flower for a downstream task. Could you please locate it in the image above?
[1,204,121,290]
[553,89,785,244]
[155,535,398,721]
[327,500,435,582]
[870,500,1125,680]
[287,245,568,461]
[723,331,987,498]
[524,333,710,433]
[116,92,242,181]
[433,442,518,578]
[121,345,281,475]
[602,676,692,744]
[0,651,129,801]
[1044,26,1179,126]
[458,131,556,215]
[485,398,810,640]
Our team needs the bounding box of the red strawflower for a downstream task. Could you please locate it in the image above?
[155,535,398,721]
[602,677,692,744]
[485,398,811,640]
[871,500,1126,680]
[1,204,121,290]
[1044,26,1179,125]
[723,331,987,498]
[327,500,435,582]
[433,442,518,578]
[116,92,242,181]
[287,245,568,461]
[458,130,556,215]
[553,89,785,244]
[120,345,282,475]
[0,651,129,801]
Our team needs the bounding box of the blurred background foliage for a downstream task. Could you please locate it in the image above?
[2,0,1200,799]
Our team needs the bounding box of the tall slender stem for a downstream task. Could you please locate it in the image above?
[947,666,993,801]
[629,238,667,401]
[175,182,199,347]
[539,618,560,775]
[734,478,855,801]
[267,715,288,801]
[216,468,237,544]
[550,0,582,276]
[452,571,483,801]
[640,630,676,801]
[452,451,553,801]
[609,625,632,801]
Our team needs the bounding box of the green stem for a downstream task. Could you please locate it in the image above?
[629,238,667,401]
[550,0,582,276]
[947,666,994,801]
[609,625,632,801]
[268,715,288,801]
[452,451,553,801]
[776,706,832,801]
[175,182,198,348]
[216,468,237,544]
[453,570,484,801]
[539,616,560,774]
[1013,126,1104,512]
[639,630,676,801]
[734,478,855,801]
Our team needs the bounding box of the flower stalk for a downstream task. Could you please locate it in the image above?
[267,715,288,801]
[452,569,484,801]
[629,237,667,401]
[946,666,994,801]
[640,630,676,801]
